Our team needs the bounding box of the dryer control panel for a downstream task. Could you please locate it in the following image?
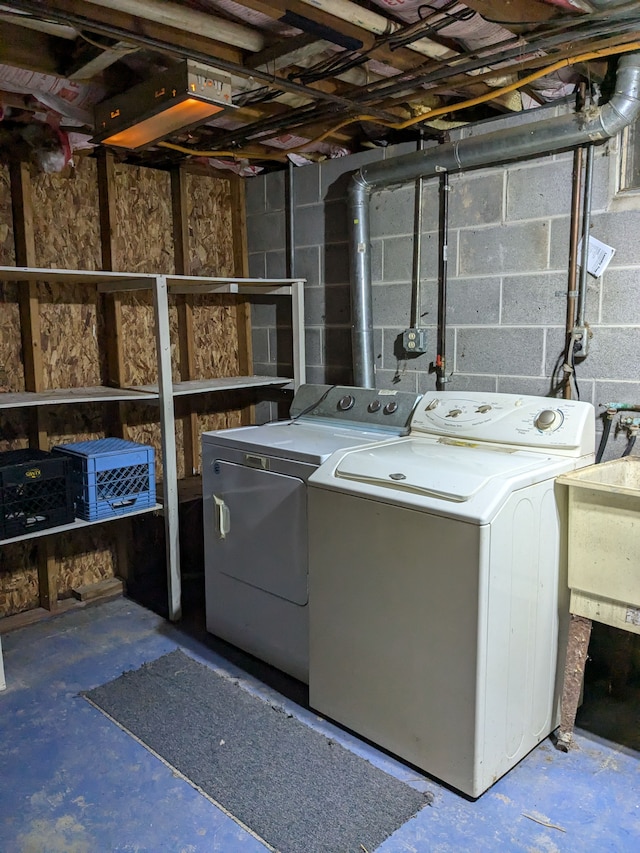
[290,384,421,433]
[412,391,595,456]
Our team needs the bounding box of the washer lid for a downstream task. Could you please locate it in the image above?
[334,439,549,501]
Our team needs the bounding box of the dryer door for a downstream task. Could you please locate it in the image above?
[206,460,308,605]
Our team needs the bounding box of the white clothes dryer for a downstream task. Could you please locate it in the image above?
[308,391,595,797]
[201,384,421,682]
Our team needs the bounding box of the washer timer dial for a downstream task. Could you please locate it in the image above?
[534,408,563,431]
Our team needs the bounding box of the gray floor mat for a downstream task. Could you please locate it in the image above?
[84,649,429,853]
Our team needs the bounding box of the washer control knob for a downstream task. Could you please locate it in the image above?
[476,404,492,413]
[425,399,438,411]
[535,409,559,430]
[368,399,381,413]
[337,394,355,411]
[383,401,399,415]
[447,408,462,418]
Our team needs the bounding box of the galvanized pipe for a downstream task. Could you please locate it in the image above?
[436,170,450,392]
[287,160,295,279]
[576,143,595,328]
[348,52,640,387]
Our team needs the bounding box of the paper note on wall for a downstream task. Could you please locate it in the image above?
[578,235,616,278]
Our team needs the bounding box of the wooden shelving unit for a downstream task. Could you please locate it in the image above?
[0,504,163,547]
[0,266,306,622]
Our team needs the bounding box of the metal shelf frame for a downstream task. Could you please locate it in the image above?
[0,266,306,621]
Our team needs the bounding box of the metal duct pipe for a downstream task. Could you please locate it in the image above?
[348,52,640,387]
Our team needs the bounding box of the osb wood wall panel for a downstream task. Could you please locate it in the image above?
[32,156,101,270]
[113,162,176,387]
[55,528,116,600]
[0,164,22,395]
[187,172,235,277]
[187,171,243,447]
[0,543,39,616]
[110,163,177,480]
[31,156,103,390]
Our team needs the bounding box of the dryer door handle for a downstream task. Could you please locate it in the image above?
[213,494,231,539]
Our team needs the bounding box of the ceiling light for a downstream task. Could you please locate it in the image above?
[92,60,233,151]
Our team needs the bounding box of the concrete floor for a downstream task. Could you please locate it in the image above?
[1,596,639,853]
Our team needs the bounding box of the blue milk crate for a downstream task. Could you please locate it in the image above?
[53,438,156,521]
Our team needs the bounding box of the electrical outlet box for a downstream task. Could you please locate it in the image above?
[571,326,590,358]
[402,328,428,355]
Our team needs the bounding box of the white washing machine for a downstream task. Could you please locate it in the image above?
[308,391,595,797]
[201,384,421,682]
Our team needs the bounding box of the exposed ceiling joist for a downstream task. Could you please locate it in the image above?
[1,0,640,170]
[0,20,66,75]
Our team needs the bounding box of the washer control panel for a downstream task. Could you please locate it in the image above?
[410,391,594,455]
[289,384,422,432]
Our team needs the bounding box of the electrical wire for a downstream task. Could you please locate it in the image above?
[76,30,138,54]
[291,2,473,86]
[288,385,337,423]
[571,346,580,401]
[388,2,476,51]
[158,140,289,161]
[159,40,640,163]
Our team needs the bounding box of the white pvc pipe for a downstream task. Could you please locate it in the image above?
[84,0,265,53]
[297,0,456,60]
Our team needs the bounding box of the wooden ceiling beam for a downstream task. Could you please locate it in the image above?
[238,0,435,72]
[0,21,67,75]
[37,0,245,67]
[244,32,322,70]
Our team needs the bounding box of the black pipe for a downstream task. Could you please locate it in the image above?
[595,415,613,463]
[410,132,425,329]
[622,434,637,457]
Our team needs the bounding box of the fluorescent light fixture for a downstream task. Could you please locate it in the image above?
[92,60,233,150]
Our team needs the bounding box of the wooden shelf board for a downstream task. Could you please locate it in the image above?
[0,504,162,547]
[0,266,155,288]
[0,386,159,409]
[0,268,305,295]
[167,274,305,287]
[130,375,292,396]
[168,282,298,296]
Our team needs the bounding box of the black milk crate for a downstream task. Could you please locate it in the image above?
[53,438,156,522]
[0,449,75,539]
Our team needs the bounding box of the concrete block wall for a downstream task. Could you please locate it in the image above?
[245,106,640,456]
